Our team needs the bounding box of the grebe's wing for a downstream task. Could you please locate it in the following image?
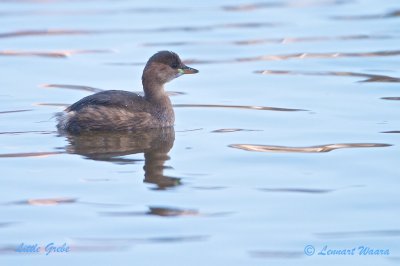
[66,90,145,112]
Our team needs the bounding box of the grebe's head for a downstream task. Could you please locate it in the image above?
[142,51,198,85]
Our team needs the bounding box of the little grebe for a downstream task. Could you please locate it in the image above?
[57,51,198,134]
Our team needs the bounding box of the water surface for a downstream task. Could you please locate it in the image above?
[0,0,399,265]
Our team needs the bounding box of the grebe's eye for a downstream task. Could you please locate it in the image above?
[171,62,179,69]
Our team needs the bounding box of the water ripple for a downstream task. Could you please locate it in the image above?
[0,222,16,228]
[35,103,68,108]
[316,229,400,239]
[42,84,103,93]
[224,0,349,11]
[249,250,303,259]
[174,104,307,112]
[8,197,76,206]
[142,34,391,47]
[333,9,400,20]
[0,23,278,39]
[0,130,55,135]
[222,2,283,11]
[255,70,400,83]
[381,97,400,101]
[259,188,335,194]
[259,185,362,194]
[381,131,400,134]
[0,109,32,114]
[238,50,400,62]
[100,206,202,217]
[212,128,262,133]
[0,151,64,158]
[0,49,113,58]
[0,7,190,16]
[0,29,96,38]
[229,143,392,153]
[73,235,209,245]
[108,206,230,217]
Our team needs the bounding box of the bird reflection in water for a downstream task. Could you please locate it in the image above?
[62,127,179,190]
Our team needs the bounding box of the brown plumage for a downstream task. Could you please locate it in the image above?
[57,51,198,134]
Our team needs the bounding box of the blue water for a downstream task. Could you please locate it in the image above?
[0,0,399,265]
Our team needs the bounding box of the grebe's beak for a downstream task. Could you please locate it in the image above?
[178,65,199,74]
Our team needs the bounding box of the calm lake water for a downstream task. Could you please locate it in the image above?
[1,0,399,265]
